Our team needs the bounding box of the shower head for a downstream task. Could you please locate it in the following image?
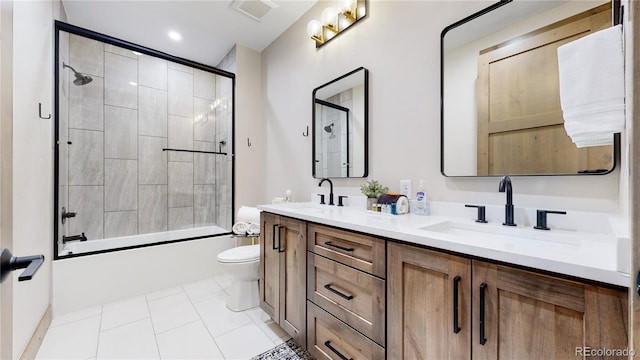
[63,62,93,86]
[324,123,334,133]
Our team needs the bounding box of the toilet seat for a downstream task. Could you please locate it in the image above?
[217,244,260,263]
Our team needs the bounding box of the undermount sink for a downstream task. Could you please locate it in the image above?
[420,221,584,245]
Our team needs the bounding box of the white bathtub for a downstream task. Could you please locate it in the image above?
[53,229,235,316]
[59,226,229,256]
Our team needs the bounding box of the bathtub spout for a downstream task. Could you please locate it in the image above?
[62,232,87,244]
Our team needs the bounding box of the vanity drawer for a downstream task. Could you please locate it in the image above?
[307,253,386,346]
[307,301,385,360]
[308,223,386,278]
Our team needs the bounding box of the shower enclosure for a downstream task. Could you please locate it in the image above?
[315,98,351,177]
[54,22,235,258]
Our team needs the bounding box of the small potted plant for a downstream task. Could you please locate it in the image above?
[360,179,388,210]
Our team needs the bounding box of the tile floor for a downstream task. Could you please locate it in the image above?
[37,274,289,359]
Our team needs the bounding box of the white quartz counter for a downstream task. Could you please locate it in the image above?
[258,202,629,287]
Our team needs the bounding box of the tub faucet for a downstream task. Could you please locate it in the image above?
[499,176,516,226]
[318,178,334,205]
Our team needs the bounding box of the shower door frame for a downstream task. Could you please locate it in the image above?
[53,21,236,260]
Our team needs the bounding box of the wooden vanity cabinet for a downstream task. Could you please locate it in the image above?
[306,223,387,359]
[472,261,628,360]
[259,213,307,346]
[388,242,629,360]
[387,242,472,360]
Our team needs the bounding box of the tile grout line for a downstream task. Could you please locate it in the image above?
[144,295,163,359]
[183,283,227,359]
[94,306,104,359]
[100,315,152,334]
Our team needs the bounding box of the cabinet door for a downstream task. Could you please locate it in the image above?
[387,242,471,360]
[259,213,280,320]
[279,216,307,346]
[472,261,628,359]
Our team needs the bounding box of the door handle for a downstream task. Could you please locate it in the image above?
[272,224,279,250]
[277,226,285,253]
[0,248,45,283]
[479,283,487,345]
[453,275,461,334]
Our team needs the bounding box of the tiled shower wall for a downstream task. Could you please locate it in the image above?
[315,90,352,177]
[58,33,233,242]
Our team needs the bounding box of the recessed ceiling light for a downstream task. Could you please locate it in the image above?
[168,31,182,41]
[132,51,143,56]
[129,81,138,86]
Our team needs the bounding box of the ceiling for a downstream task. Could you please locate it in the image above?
[61,0,318,67]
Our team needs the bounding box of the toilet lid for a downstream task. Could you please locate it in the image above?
[217,244,260,263]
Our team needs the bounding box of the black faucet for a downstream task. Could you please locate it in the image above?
[498,176,516,226]
[318,178,334,205]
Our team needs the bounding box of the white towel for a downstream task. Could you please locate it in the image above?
[237,206,261,224]
[232,222,249,235]
[247,223,260,236]
[557,24,624,148]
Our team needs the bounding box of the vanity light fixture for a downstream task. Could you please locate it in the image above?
[307,0,367,48]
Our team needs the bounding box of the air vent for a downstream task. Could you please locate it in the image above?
[230,0,278,22]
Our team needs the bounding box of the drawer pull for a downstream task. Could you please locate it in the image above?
[324,241,354,252]
[479,283,487,345]
[453,275,461,334]
[324,341,353,360]
[324,284,354,300]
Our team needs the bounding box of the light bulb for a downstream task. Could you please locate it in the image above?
[340,0,356,14]
[321,7,338,27]
[307,20,322,38]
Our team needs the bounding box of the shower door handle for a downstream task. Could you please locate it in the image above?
[0,248,45,283]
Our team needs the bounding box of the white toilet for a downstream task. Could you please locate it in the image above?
[216,244,260,311]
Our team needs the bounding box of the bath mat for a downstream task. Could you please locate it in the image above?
[250,338,315,360]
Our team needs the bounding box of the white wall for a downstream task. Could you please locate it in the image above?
[11,0,59,357]
[234,45,264,208]
[0,2,15,358]
[261,0,623,214]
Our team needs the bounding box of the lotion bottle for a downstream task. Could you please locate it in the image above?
[415,180,430,215]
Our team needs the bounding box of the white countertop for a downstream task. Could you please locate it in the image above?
[258,202,629,287]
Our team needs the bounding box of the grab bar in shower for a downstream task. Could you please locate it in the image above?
[162,148,227,155]
[62,233,87,243]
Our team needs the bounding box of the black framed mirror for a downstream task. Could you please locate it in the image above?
[441,0,619,177]
[313,67,368,178]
